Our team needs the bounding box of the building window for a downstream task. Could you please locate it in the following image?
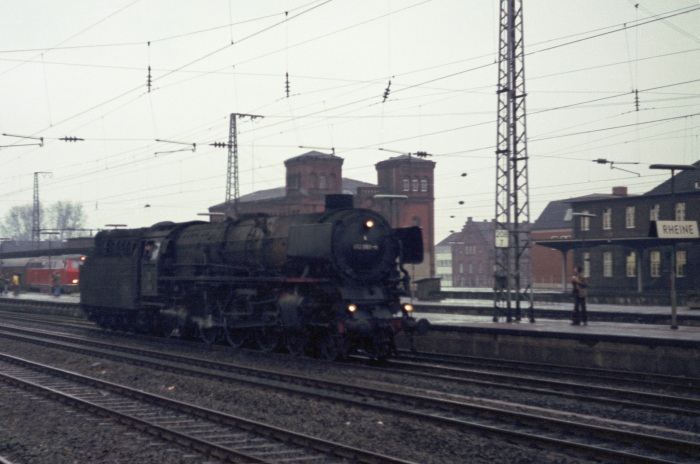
[602,208,612,230]
[626,252,636,277]
[676,202,686,221]
[651,251,661,278]
[288,174,300,189]
[420,177,428,192]
[403,177,410,191]
[318,174,327,189]
[677,250,687,277]
[650,204,659,221]
[412,178,419,192]
[625,206,635,229]
[581,210,591,231]
[583,252,590,277]
[603,252,613,277]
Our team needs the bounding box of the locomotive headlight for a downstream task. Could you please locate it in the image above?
[72,279,79,284]
[348,304,358,313]
[403,303,413,313]
[364,219,374,229]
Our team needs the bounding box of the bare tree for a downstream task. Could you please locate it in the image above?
[0,202,87,240]
[46,201,86,238]
[0,205,34,240]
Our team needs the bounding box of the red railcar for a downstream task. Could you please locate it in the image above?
[2,254,85,294]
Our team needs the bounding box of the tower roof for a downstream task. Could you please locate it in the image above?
[375,154,435,169]
[284,150,343,165]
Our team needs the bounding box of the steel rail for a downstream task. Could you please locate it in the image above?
[0,323,698,463]
[0,353,414,464]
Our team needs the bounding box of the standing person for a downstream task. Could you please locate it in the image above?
[12,273,20,296]
[571,265,588,325]
[52,271,61,297]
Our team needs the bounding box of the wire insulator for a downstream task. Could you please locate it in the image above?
[382,80,391,102]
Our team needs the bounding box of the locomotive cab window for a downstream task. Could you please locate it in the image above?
[143,241,161,261]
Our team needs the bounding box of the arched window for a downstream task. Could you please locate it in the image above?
[412,178,419,192]
[403,177,410,191]
[420,177,428,192]
[328,173,337,190]
[318,174,327,189]
[310,173,318,189]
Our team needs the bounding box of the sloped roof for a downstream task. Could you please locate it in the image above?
[436,231,461,247]
[284,150,342,164]
[644,160,700,196]
[375,154,435,167]
[533,199,572,231]
[209,177,376,210]
[533,193,615,231]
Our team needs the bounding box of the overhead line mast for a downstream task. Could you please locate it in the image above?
[32,172,52,248]
[225,113,263,218]
[494,0,534,323]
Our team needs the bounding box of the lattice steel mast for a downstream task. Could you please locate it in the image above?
[32,172,51,248]
[225,113,263,218]
[494,0,534,323]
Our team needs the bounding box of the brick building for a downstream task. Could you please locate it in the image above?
[534,162,700,296]
[436,218,496,289]
[208,151,436,281]
[530,189,628,290]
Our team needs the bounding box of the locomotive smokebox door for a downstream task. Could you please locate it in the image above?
[394,226,423,264]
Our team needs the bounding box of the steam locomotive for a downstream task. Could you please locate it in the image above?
[80,195,428,361]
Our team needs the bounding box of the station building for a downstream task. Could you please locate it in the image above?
[533,161,700,300]
[207,151,436,282]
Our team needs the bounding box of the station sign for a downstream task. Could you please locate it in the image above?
[649,220,699,239]
[495,229,509,248]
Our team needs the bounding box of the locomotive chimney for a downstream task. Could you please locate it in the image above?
[325,194,354,211]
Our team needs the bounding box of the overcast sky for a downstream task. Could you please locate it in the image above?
[1,0,698,241]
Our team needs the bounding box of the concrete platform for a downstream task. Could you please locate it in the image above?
[402,299,700,377]
[413,298,700,325]
[2,292,699,376]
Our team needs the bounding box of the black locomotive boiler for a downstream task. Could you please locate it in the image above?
[80,195,428,360]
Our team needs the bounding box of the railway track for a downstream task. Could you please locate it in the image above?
[4,309,699,415]
[376,356,700,416]
[0,353,411,464]
[1,319,699,463]
[396,349,700,390]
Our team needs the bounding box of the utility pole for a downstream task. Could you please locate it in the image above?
[494,0,534,323]
[225,113,263,218]
[32,172,51,248]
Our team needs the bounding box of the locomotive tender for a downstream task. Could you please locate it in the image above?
[80,195,428,360]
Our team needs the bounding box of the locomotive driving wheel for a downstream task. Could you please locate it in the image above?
[197,297,224,345]
[223,297,251,349]
[284,331,307,357]
[255,326,280,352]
[224,318,248,349]
[198,314,221,345]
